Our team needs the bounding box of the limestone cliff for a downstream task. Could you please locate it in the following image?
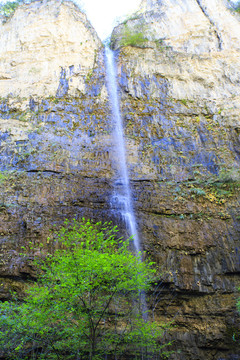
[0,1,239,360]
[0,0,112,294]
[111,1,240,358]
[0,0,102,98]
[136,0,240,53]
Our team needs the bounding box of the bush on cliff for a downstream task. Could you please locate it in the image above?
[0,0,21,17]
[119,24,148,48]
[0,219,171,359]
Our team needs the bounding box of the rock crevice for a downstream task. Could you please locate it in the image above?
[195,0,223,50]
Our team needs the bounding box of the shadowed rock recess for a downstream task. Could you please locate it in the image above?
[0,0,239,359]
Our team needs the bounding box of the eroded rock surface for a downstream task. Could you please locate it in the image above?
[135,0,240,53]
[112,1,240,358]
[0,0,239,359]
[0,0,102,98]
[0,0,113,296]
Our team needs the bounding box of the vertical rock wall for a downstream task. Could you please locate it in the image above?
[0,0,115,299]
[111,0,240,358]
[0,0,239,359]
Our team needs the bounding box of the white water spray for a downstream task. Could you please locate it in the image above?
[105,47,141,255]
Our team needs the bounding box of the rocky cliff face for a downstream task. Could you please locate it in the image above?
[0,0,102,98]
[111,1,240,358]
[0,0,113,296]
[0,0,239,359]
[118,0,240,54]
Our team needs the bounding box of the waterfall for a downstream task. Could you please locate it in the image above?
[104,46,141,255]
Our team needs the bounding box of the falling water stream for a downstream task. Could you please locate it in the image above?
[104,46,141,255]
[105,46,148,322]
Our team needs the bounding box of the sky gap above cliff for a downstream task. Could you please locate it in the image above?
[76,0,142,39]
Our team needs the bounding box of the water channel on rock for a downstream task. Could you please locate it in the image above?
[104,46,141,255]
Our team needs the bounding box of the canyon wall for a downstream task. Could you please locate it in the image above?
[0,0,239,359]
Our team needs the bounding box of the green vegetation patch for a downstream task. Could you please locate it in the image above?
[0,0,20,17]
[0,171,12,183]
[119,24,148,48]
[234,1,240,13]
[171,167,240,206]
[0,219,172,360]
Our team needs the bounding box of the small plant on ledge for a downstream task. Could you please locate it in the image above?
[119,24,148,48]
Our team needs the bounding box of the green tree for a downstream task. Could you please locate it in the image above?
[0,219,171,360]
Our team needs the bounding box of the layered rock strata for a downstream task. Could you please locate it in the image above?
[111,1,240,358]
[0,0,239,359]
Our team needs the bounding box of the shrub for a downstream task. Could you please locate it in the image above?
[119,24,148,48]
